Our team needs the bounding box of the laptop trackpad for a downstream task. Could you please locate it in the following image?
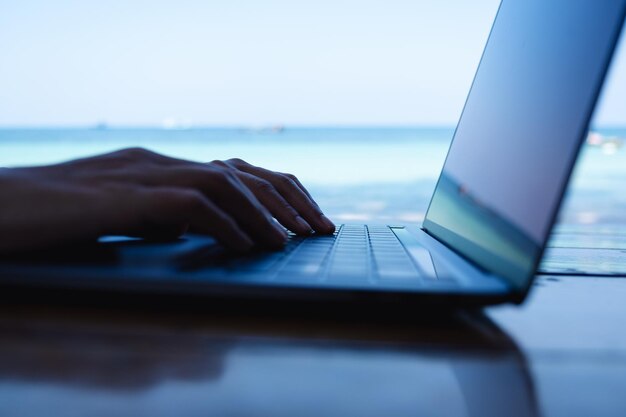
[390,228,437,279]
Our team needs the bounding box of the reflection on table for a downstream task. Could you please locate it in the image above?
[0,306,539,417]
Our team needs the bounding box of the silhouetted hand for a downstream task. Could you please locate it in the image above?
[0,148,335,254]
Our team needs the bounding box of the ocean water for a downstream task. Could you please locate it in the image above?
[0,127,452,185]
[1,127,625,227]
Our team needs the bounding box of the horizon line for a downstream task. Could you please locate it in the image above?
[0,123,459,130]
[0,123,625,130]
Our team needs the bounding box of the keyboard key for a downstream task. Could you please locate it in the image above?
[281,262,322,275]
[329,265,369,278]
[375,263,421,279]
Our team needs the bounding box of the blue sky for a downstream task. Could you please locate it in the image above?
[0,0,624,127]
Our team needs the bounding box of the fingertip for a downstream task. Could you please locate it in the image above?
[271,224,289,246]
[317,214,336,234]
[294,216,314,235]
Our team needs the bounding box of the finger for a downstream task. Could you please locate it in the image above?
[102,186,255,252]
[124,165,289,248]
[282,172,315,201]
[235,171,315,235]
[225,159,335,234]
[203,168,289,248]
[139,188,255,252]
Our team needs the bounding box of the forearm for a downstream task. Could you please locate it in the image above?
[0,169,106,253]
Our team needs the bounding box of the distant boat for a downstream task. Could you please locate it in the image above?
[93,122,108,130]
[161,118,193,130]
[270,124,285,133]
[587,131,623,155]
[241,125,285,134]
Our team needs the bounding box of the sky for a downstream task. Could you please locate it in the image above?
[0,0,624,127]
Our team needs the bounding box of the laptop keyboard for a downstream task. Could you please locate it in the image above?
[229,224,426,284]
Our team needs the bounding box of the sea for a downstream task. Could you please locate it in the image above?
[1,126,626,229]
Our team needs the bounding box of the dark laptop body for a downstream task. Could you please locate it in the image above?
[1,0,625,310]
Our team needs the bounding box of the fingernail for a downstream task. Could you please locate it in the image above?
[295,216,314,234]
[319,214,335,232]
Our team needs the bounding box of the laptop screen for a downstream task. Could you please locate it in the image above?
[423,0,626,290]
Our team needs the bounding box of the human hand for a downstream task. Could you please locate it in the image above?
[0,148,334,254]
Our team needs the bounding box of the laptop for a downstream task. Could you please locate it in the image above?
[1,0,625,310]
